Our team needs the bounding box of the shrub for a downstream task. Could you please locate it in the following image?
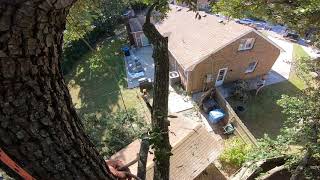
[219,137,251,169]
[232,80,249,102]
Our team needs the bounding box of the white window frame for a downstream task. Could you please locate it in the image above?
[238,38,255,51]
[245,61,258,73]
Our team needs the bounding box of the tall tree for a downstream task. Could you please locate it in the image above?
[140,1,197,179]
[142,3,172,179]
[0,0,113,179]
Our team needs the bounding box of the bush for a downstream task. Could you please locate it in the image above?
[232,80,249,102]
[219,137,251,169]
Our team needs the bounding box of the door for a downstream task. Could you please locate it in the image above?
[215,68,228,86]
[140,34,150,47]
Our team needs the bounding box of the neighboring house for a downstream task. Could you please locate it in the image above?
[111,114,226,180]
[156,5,282,93]
[127,16,150,47]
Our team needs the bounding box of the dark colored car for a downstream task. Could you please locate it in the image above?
[283,32,299,41]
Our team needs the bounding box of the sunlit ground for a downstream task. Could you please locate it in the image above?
[227,44,308,138]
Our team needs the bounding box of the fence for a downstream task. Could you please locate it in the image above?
[215,89,257,146]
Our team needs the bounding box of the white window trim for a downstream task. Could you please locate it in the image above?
[245,61,258,73]
[238,38,255,51]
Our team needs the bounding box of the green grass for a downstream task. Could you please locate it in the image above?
[293,44,310,59]
[65,36,147,119]
[290,44,310,90]
[227,44,309,138]
[227,81,301,138]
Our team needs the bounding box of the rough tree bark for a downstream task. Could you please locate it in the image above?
[142,5,172,180]
[0,0,113,179]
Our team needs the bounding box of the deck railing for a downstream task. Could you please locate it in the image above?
[215,89,257,146]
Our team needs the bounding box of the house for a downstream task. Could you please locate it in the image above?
[127,16,150,47]
[156,5,282,93]
[111,114,226,180]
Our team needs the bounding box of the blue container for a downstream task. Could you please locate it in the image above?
[208,109,225,124]
[121,46,130,56]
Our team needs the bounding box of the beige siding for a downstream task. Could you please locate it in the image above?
[170,52,189,90]
[189,31,280,92]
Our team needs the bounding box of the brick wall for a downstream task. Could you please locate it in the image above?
[189,31,281,92]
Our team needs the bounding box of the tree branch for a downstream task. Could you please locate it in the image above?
[137,135,150,180]
[260,165,286,179]
[145,3,157,24]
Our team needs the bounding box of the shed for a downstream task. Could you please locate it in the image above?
[111,115,225,180]
[128,16,150,47]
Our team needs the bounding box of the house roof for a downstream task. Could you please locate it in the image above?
[111,114,224,180]
[155,5,255,70]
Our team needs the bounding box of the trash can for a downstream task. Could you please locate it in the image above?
[121,46,130,57]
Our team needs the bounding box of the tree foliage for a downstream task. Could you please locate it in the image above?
[65,0,100,43]
[65,0,128,44]
[82,109,148,157]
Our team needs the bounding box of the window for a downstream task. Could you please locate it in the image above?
[245,61,258,73]
[238,38,255,51]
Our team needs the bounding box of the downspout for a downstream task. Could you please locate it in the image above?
[186,70,190,93]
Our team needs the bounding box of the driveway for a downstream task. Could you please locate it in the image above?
[268,35,293,79]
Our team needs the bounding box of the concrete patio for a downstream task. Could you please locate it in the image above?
[125,46,154,88]
[217,70,287,98]
[168,85,194,113]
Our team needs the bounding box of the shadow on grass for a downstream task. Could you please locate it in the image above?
[65,37,128,117]
[227,80,302,139]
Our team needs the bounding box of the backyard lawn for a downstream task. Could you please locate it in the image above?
[228,44,309,138]
[65,36,149,120]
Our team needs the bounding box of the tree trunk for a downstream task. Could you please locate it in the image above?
[137,136,149,180]
[143,5,172,180]
[0,0,113,179]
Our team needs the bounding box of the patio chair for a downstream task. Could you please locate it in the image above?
[223,123,235,135]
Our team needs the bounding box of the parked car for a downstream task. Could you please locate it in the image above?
[283,32,299,41]
[252,21,267,30]
[235,18,254,25]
